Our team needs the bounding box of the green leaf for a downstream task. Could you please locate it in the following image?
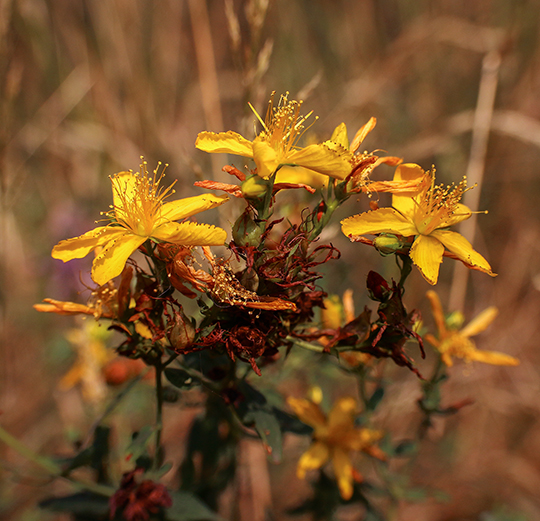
[367,387,385,411]
[39,492,109,517]
[165,368,198,389]
[235,381,285,462]
[166,491,221,521]
[146,461,174,481]
[126,425,155,462]
[244,409,282,463]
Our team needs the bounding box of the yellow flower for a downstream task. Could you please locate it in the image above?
[34,278,124,319]
[341,163,496,285]
[287,396,384,500]
[52,160,229,285]
[59,319,113,405]
[425,290,519,367]
[195,92,354,180]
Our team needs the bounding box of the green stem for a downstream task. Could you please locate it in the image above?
[308,197,340,241]
[356,366,370,410]
[154,361,164,469]
[396,254,413,288]
[285,336,325,353]
[255,171,277,223]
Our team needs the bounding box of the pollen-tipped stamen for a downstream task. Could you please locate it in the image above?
[414,172,476,235]
[109,159,175,237]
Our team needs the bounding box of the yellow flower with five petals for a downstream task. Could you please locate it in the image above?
[287,395,384,500]
[341,163,495,285]
[52,160,229,285]
[195,92,354,181]
[425,290,519,367]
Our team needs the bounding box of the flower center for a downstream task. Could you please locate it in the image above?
[413,174,468,235]
[439,331,475,360]
[111,160,175,237]
[252,92,315,160]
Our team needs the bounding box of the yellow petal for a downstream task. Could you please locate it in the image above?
[111,171,137,210]
[159,194,229,224]
[431,229,495,276]
[426,290,448,338]
[409,235,445,285]
[332,448,354,500]
[350,117,376,153]
[154,222,227,246]
[467,349,519,366]
[330,122,349,149]
[91,233,146,286]
[443,203,472,227]
[252,140,279,178]
[340,427,383,452]
[275,166,328,189]
[288,142,352,180]
[34,299,96,317]
[391,164,426,216]
[321,295,343,330]
[297,442,330,479]
[52,227,124,262]
[59,365,84,390]
[341,208,417,239]
[442,352,454,366]
[460,307,498,338]
[135,321,153,339]
[195,131,254,157]
[424,333,441,349]
[287,397,327,429]
[328,397,357,432]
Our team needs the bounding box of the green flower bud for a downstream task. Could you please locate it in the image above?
[232,210,263,247]
[373,234,409,257]
[241,175,269,198]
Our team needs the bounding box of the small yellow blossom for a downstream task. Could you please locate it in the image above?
[34,279,123,319]
[52,160,229,286]
[425,290,519,367]
[196,92,354,180]
[59,319,113,405]
[341,164,496,285]
[287,396,384,500]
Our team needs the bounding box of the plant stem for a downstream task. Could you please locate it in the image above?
[285,336,325,353]
[154,360,164,469]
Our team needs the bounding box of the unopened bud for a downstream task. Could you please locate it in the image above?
[232,210,263,247]
[167,308,196,351]
[241,175,269,198]
[366,271,391,302]
[373,234,408,256]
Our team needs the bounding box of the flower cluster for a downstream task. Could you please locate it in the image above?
[33,92,518,517]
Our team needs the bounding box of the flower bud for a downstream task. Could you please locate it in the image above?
[232,210,263,247]
[366,271,391,302]
[241,175,269,198]
[167,308,196,352]
[373,234,408,256]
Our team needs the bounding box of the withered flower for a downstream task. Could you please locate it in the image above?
[226,325,269,376]
[109,468,172,521]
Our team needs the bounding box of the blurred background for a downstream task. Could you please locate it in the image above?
[1,0,540,520]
